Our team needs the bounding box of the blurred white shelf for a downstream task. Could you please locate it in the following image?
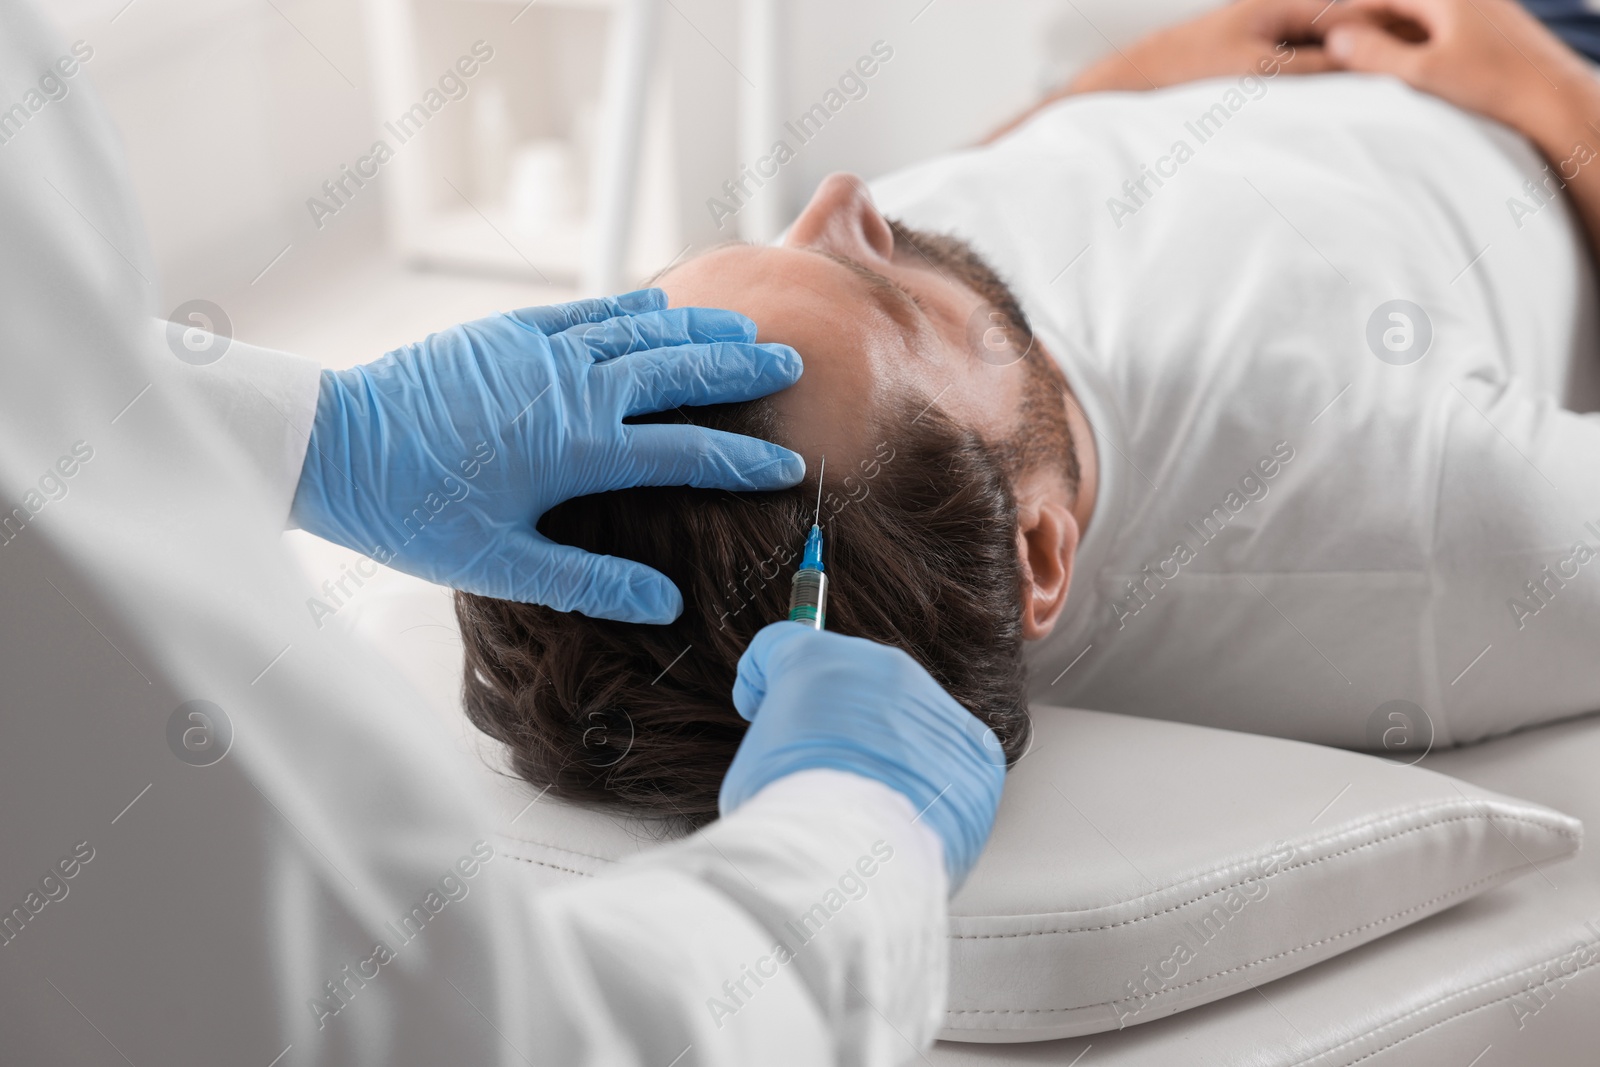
[367,0,666,292]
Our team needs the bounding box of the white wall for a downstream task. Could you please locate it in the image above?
[44,0,1223,306]
[47,0,379,308]
[710,0,1224,235]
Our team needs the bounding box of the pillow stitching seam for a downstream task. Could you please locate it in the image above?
[499,837,625,865]
[949,809,1575,938]
[945,854,1534,1017]
[501,854,594,877]
[1285,951,1600,1066]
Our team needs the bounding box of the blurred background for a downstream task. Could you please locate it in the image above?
[47,0,1215,366]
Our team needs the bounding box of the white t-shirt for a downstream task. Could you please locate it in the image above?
[873,72,1600,750]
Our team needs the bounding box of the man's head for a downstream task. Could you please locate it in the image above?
[456,173,1087,825]
[660,172,1088,642]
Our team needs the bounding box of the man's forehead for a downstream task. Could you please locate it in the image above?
[645,238,752,286]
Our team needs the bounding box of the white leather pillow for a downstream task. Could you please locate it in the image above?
[943,706,1582,1043]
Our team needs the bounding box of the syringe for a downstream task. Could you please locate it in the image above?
[787,458,828,630]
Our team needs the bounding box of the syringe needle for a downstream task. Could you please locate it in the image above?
[814,456,825,526]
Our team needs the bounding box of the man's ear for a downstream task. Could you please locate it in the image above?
[1016,479,1078,641]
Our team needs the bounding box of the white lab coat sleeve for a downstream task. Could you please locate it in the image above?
[526,770,949,1066]
[152,317,322,528]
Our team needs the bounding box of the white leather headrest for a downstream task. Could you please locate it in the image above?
[943,706,1582,1042]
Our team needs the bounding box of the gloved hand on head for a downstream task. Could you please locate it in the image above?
[721,621,1009,889]
[290,289,804,624]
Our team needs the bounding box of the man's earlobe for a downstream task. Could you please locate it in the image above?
[1017,497,1078,641]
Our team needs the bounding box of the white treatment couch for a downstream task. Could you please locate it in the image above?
[316,566,1596,1067]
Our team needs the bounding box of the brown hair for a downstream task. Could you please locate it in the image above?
[455,394,1032,828]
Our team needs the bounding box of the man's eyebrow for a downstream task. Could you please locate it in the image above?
[806,248,929,335]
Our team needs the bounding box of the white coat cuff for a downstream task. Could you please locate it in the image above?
[744,769,947,879]
[155,318,322,528]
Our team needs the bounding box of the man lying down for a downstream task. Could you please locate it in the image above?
[456,0,1600,824]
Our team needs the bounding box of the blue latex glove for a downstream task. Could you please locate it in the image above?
[721,622,1009,889]
[290,290,804,623]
